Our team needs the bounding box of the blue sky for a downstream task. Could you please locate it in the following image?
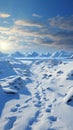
[0,0,73,53]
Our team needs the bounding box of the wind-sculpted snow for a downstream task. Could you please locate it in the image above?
[0,58,73,130]
[66,70,73,80]
[64,87,73,106]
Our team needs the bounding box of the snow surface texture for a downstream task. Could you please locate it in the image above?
[0,57,73,130]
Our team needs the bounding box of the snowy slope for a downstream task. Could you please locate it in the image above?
[0,58,73,130]
[0,60,16,79]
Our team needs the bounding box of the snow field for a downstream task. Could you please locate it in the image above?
[0,58,73,130]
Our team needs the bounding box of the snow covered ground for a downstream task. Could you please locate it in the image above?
[0,57,73,130]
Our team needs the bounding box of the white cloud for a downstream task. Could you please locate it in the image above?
[0,24,73,50]
[15,20,43,28]
[48,15,73,31]
[0,13,10,18]
[0,26,9,31]
[32,13,42,18]
[0,14,73,53]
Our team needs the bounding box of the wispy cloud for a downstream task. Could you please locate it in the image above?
[15,20,43,28]
[0,26,9,31]
[0,13,10,18]
[32,13,42,18]
[48,15,73,31]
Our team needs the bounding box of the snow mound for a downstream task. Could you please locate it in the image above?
[66,70,73,80]
[2,76,24,90]
[2,76,32,96]
[3,88,18,94]
[64,87,73,106]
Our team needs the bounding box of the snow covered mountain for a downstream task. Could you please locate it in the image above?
[40,52,51,57]
[51,50,73,58]
[0,51,72,59]
[50,51,60,58]
[26,52,39,57]
[10,51,25,58]
[59,50,73,57]
[0,52,8,57]
[69,54,73,59]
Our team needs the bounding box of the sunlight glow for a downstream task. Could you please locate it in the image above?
[0,42,10,52]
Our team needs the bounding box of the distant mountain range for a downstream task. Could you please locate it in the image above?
[50,51,73,58]
[0,52,8,57]
[9,51,25,58]
[0,51,73,58]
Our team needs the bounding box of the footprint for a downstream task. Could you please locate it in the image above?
[16,104,20,107]
[45,108,51,113]
[59,85,64,87]
[28,110,40,126]
[18,104,29,112]
[48,116,57,122]
[10,107,18,112]
[4,116,17,130]
[47,87,54,92]
[24,98,32,103]
[25,110,40,130]
[34,101,41,108]
[10,104,20,112]
[48,104,52,108]
[57,70,63,74]
[53,98,57,102]
[35,93,41,100]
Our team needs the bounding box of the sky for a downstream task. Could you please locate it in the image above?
[0,0,73,53]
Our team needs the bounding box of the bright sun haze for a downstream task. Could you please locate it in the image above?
[0,43,10,52]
